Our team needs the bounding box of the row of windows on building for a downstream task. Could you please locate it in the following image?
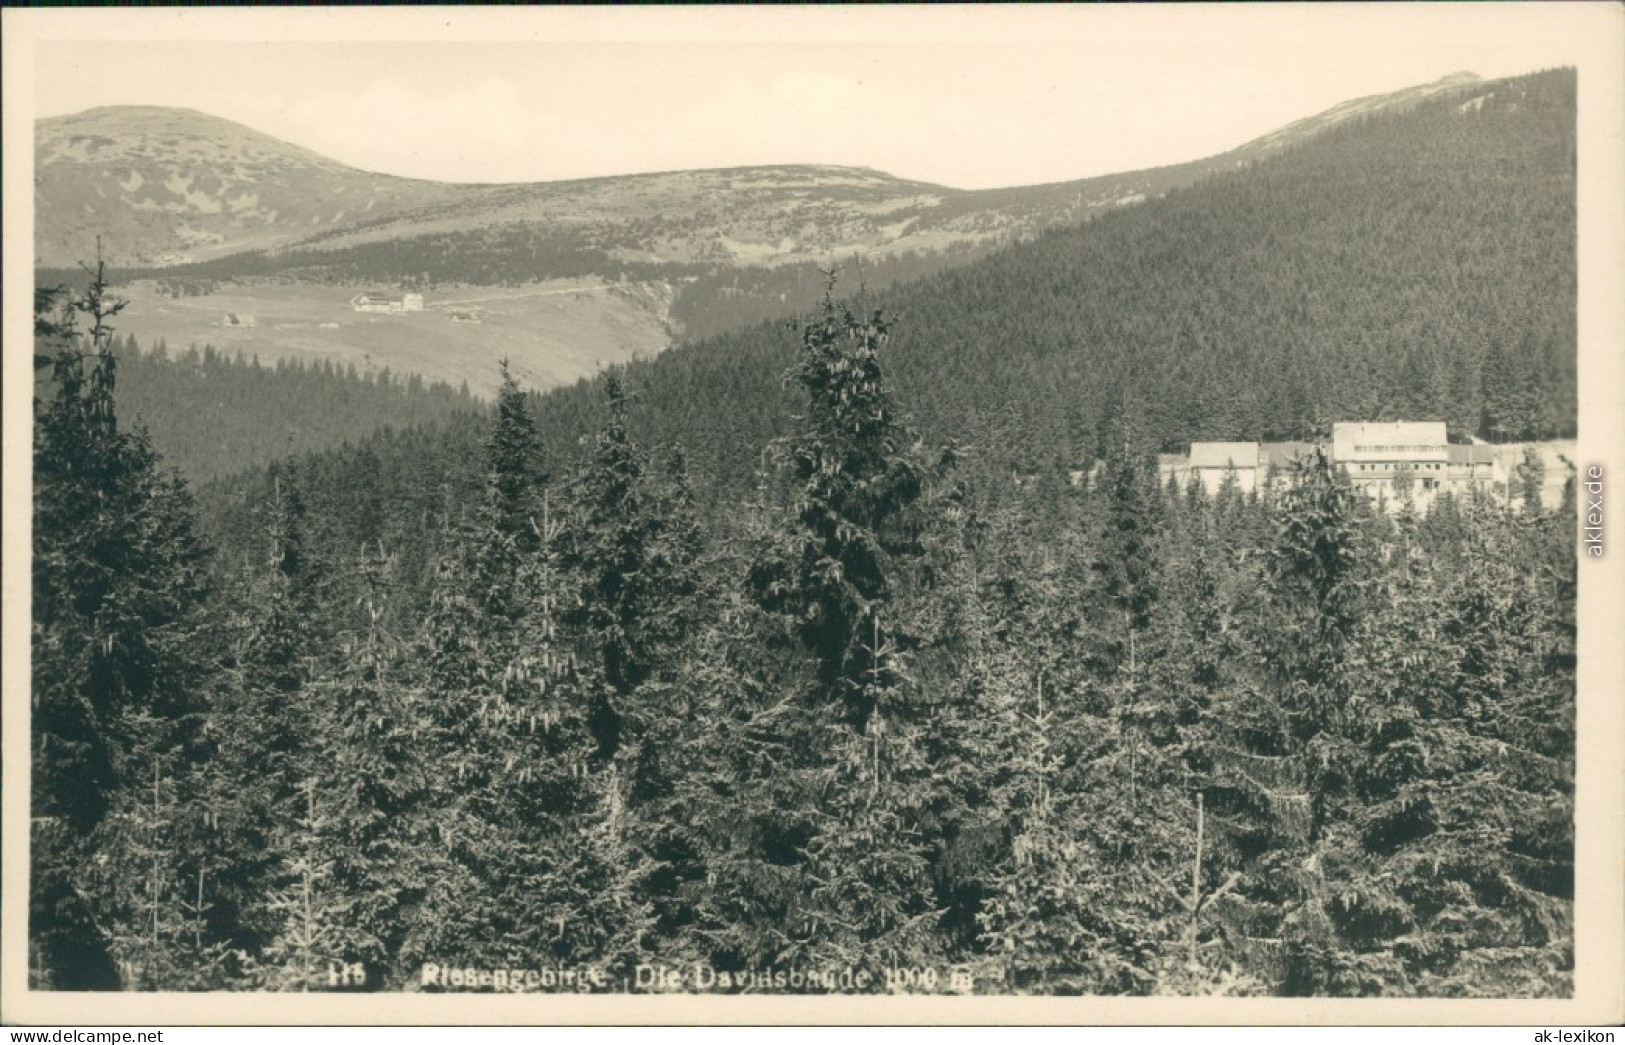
[1352,444,1449,454]
[1355,462,1445,471]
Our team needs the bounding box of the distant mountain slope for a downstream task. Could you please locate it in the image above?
[1225,70,1484,158]
[191,67,1573,535]
[37,73,1493,273]
[54,68,1572,510]
[35,106,481,267]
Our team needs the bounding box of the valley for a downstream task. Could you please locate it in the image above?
[107,276,675,396]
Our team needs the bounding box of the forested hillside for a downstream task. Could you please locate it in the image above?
[190,69,1576,540]
[665,246,998,345]
[84,335,484,485]
[43,71,1569,495]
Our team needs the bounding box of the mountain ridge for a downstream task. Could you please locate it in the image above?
[35,71,1497,271]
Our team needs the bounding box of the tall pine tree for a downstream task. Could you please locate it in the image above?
[31,258,213,988]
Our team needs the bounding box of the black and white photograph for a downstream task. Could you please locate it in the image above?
[3,4,1622,1028]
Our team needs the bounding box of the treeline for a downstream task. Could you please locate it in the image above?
[76,334,485,486]
[43,225,678,290]
[33,270,1573,996]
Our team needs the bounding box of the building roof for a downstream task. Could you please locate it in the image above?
[1189,442,1259,470]
[1331,420,1448,449]
[1260,442,1317,469]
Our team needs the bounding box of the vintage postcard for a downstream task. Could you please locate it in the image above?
[3,4,1621,1028]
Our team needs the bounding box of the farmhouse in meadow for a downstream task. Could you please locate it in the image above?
[350,291,424,314]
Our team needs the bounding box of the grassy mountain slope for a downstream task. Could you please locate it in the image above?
[39,73,1490,277]
[52,277,677,402]
[35,106,477,268]
[37,73,1510,415]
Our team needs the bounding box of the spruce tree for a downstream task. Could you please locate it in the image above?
[557,375,710,954]
[208,466,325,969]
[1093,437,1162,656]
[664,582,819,970]
[1255,448,1399,994]
[1513,445,1546,517]
[560,373,704,762]
[279,542,434,987]
[412,365,654,982]
[707,281,950,977]
[487,358,546,550]
[31,258,213,988]
[748,279,927,725]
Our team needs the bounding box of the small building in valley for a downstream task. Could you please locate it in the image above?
[351,291,424,314]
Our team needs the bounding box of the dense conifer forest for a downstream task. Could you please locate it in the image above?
[29,67,1576,998]
[31,269,1575,997]
[83,335,484,485]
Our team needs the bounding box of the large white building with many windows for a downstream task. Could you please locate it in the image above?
[1332,421,1449,499]
[1158,422,1572,511]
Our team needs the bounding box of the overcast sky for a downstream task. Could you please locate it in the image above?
[21,5,1609,190]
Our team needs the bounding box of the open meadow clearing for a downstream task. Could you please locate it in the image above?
[107,277,676,397]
